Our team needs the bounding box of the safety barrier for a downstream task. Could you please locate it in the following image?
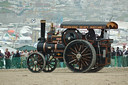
[0,58,4,69]
[1,56,128,69]
[0,57,67,69]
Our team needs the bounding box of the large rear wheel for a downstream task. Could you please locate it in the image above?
[88,65,104,72]
[63,40,96,73]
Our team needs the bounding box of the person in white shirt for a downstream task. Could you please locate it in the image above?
[21,50,29,68]
[24,50,29,57]
[125,48,128,66]
[122,45,127,67]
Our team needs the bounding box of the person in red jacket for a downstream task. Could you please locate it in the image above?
[5,48,11,69]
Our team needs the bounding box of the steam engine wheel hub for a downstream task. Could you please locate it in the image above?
[34,61,37,65]
[76,53,81,60]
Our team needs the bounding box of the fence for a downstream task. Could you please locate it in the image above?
[0,57,67,69]
[1,55,128,69]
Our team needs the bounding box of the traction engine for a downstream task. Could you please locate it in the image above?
[27,20,118,73]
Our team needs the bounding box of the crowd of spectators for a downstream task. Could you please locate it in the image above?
[0,48,37,69]
[110,46,128,67]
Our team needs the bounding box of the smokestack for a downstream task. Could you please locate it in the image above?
[40,20,46,42]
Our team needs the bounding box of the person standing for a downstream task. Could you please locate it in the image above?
[99,29,108,39]
[20,50,24,57]
[122,46,127,67]
[29,50,33,55]
[116,47,123,67]
[11,51,16,68]
[0,50,4,69]
[24,50,29,57]
[5,48,11,69]
[21,50,28,68]
[125,48,128,66]
[14,50,21,68]
[111,47,116,67]
[86,29,96,40]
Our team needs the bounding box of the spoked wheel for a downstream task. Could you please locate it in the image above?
[88,65,104,72]
[62,29,82,45]
[43,54,57,72]
[27,52,46,73]
[63,40,96,73]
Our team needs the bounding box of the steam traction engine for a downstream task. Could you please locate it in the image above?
[27,20,118,73]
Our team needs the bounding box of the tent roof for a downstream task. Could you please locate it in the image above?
[17,45,36,51]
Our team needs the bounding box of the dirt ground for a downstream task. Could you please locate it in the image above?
[0,67,128,85]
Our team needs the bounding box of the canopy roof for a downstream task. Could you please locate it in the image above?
[60,21,118,29]
[17,45,36,51]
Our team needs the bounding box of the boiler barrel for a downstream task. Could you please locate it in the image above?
[37,43,65,53]
[44,43,64,53]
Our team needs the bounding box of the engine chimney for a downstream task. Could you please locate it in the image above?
[39,20,46,42]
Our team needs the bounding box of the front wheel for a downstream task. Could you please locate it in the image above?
[63,40,96,73]
[27,52,46,73]
[43,54,57,72]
